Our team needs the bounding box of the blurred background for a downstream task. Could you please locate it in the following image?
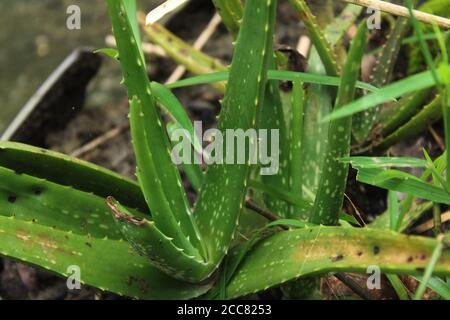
[0,0,164,133]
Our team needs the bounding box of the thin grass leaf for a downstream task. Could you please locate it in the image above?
[353,16,410,142]
[354,168,450,205]
[166,70,378,92]
[412,275,450,299]
[324,70,441,122]
[406,0,440,85]
[150,81,202,153]
[386,274,410,300]
[389,191,400,231]
[341,156,428,169]
[414,235,445,300]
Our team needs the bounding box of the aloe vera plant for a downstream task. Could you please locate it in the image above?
[0,0,450,300]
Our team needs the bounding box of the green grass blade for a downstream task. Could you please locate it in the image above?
[388,191,400,231]
[413,275,450,299]
[414,236,444,300]
[386,274,410,300]
[0,216,211,300]
[341,156,428,169]
[167,70,379,92]
[406,0,440,84]
[150,81,202,153]
[324,70,441,122]
[354,168,450,205]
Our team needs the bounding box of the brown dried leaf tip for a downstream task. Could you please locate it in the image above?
[106,196,146,226]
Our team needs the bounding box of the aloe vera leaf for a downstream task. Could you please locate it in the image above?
[225,226,450,298]
[298,69,332,205]
[376,94,442,151]
[106,198,211,281]
[194,0,277,265]
[310,21,368,225]
[380,89,432,136]
[0,141,147,213]
[166,122,204,192]
[290,79,305,203]
[248,180,313,210]
[211,0,243,39]
[288,0,339,76]
[123,0,144,61]
[341,156,429,169]
[0,216,211,300]
[143,22,227,92]
[259,57,292,218]
[324,4,363,46]
[353,17,410,143]
[295,5,363,209]
[0,166,125,239]
[107,0,202,258]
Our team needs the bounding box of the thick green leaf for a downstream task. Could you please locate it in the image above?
[211,0,243,39]
[353,17,410,142]
[0,216,211,300]
[288,0,339,76]
[311,21,367,225]
[0,166,122,239]
[225,227,450,298]
[0,141,146,213]
[107,0,202,260]
[194,0,278,266]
